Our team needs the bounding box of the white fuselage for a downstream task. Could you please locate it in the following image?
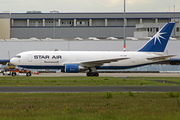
[10,51,164,70]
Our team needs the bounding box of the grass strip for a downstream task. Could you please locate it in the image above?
[0,92,180,120]
[0,77,180,86]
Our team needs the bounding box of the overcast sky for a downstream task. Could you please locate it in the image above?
[0,0,180,13]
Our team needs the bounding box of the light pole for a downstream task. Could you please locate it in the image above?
[123,0,126,52]
[53,13,55,39]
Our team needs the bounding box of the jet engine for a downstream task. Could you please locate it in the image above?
[65,64,79,73]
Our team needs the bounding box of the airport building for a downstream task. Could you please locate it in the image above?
[0,11,180,39]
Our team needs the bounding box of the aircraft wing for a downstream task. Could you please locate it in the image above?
[147,55,176,60]
[80,58,130,67]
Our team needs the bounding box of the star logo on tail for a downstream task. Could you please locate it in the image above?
[153,32,166,45]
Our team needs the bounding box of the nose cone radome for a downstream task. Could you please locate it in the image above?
[10,58,18,65]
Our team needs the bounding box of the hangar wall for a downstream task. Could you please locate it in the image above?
[11,27,135,39]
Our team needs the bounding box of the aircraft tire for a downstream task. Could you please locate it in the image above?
[94,72,99,77]
[26,72,31,77]
[87,72,92,77]
[12,72,16,77]
[87,72,99,77]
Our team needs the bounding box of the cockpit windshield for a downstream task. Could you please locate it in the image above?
[15,55,21,58]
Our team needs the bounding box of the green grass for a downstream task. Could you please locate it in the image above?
[0,77,180,86]
[0,77,180,119]
[0,92,180,120]
[132,77,180,81]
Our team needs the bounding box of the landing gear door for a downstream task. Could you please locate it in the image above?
[28,54,33,62]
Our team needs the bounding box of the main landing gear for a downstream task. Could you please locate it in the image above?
[86,67,99,77]
[86,72,99,77]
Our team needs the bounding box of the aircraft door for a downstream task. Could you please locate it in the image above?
[28,54,33,62]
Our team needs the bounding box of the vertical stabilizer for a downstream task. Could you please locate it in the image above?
[138,22,175,52]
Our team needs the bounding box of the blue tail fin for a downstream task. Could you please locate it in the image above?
[138,22,175,52]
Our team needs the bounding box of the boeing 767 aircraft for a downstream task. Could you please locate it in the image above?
[10,22,175,77]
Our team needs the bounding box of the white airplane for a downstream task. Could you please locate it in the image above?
[10,22,175,77]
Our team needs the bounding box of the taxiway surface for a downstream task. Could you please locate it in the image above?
[1,73,179,77]
[34,73,180,77]
[0,86,180,93]
[0,73,180,93]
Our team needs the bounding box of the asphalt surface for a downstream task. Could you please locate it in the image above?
[34,73,180,77]
[0,86,180,93]
[2,73,180,77]
[1,73,180,93]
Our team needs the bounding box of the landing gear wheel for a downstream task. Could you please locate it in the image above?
[26,72,31,77]
[86,72,91,76]
[94,72,99,77]
[86,72,99,77]
[87,72,93,77]
[12,72,16,77]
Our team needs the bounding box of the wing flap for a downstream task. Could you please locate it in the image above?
[147,55,176,60]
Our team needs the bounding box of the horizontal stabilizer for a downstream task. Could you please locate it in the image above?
[147,55,176,60]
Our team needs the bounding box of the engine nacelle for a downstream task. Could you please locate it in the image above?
[65,64,79,73]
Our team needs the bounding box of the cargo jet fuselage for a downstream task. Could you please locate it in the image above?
[10,23,175,76]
